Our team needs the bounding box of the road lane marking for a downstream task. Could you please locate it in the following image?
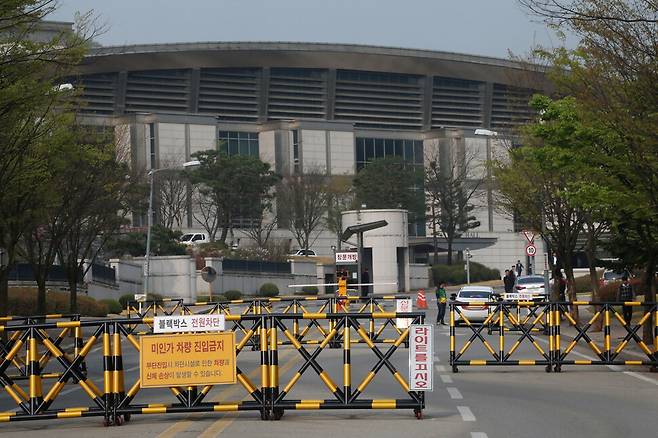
[435,365,446,372]
[471,433,488,438]
[198,351,303,438]
[536,338,658,385]
[439,374,453,383]
[125,365,140,372]
[457,406,476,421]
[446,387,463,399]
[623,371,658,386]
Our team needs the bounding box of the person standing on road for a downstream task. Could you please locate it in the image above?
[435,282,447,325]
[617,275,635,324]
[361,268,370,298]
[503,270,512,294]
[504,269,516,294]
[515,260,524,277]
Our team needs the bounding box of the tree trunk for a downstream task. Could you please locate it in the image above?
[643,258,656,345]
[0,267,9,316]
[68,270,78,314]
[447,239,453,265]
[564,266,580,325]
[36,276,47,315]
[586,246,602,331]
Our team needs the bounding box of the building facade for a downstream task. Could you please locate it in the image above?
[73,42,548,277]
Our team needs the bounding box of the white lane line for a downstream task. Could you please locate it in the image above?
[447,387,463,399]
[125,365,140,372]
[439,374,453,384]
[536,338,658,386]
[623,371,658,386]
[457,406,476,422]
[471,433,488,438]
[435,365,446,372]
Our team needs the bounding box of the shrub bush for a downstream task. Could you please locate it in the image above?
[195,294,226,303]
[431,262,500,286]
[259,282,279,297]
[6,288,107,317]
[224,290,242,300]
[147,293,163,303]
[99,299,122,314]
[298,285,319,296]
[118,293,134,308]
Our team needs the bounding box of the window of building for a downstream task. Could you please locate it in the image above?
[355,137,426,236]
[292,129,300,174]
[218,131,259,156]
[355,137,423,170]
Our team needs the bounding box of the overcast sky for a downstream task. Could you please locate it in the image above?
[50,0,576,59]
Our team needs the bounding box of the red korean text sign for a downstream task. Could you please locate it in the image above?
[140,332,236,388]
[409,324,433,391]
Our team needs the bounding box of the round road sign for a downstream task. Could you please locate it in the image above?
[525,244,537,257]
[201,266,217,283]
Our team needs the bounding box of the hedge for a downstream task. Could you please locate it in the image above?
[598,278,644,302]
[6,288,107,317]
[259,283,279,297]
[195,294,227,303]
[99,299,122,315]
[431,262,500,286]
[298,285,319,296]
[119,293,164,309]
[224,290,242,300]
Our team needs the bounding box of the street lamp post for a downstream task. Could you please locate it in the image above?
[143,160,200,297]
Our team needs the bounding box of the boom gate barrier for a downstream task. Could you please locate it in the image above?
[450,300,658,372]
[0,309,425,426]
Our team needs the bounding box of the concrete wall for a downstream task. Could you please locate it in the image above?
[410,264,431,290]
[329,131,355,175]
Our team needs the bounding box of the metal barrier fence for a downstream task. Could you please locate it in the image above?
[128,295,411,347]
[0,310,425,425]
[450,301,658,372]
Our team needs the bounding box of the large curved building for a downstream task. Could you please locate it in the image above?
[73,42,549,284]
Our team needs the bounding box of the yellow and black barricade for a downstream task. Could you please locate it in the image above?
[0,308,424,426]
[449,300,658,372]
[450,300,556,372]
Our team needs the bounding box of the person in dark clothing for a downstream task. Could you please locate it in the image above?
[361,268,370,298]
[503,270,512,294]
[617,275,635,324]
[504,269,516,294]
[515,260,524,277]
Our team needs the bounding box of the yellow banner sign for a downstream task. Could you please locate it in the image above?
[140,332,236,388]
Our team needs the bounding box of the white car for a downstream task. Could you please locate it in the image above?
[179,232,209,246]
[513,275,546,300]
[289,249,317,257]
[452,286,494,325]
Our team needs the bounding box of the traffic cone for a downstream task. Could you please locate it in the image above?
[416,289,428,309]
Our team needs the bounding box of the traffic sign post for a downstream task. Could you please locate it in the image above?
[525,244,537,257]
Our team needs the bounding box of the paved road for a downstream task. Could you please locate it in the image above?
[1,293,657,437]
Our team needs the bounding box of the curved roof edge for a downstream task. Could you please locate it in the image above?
[88,41,545,72]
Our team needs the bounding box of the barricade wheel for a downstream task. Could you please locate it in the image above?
[124,413,131,422]
[114,416,124,426]
[452,365,458,373]
[545,365,551,373]
[103,418,111,427]
[260,409,270,420]
[554,365,561,373]
[414,408,422,420]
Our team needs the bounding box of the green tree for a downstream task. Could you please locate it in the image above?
[104,225,187,258]
[0,1,93,315]
[353,156,424,215]
[325,175,355,250]
[521,0,658,339]
[186,150,279,244]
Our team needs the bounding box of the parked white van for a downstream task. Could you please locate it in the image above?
[179,232,209,245]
